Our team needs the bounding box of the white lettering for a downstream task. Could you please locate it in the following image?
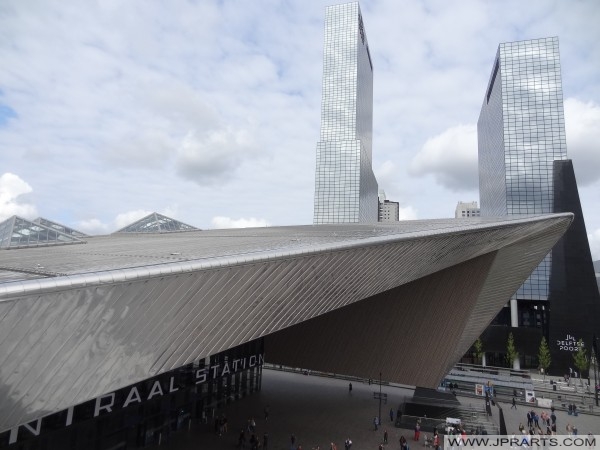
[22,419,42,436]
[123,387,142,407]
[66,406,74,426]
[249,355,257,367]
[233,359,240,371]
[94,393,115,417]
[169,376,179,393]
[195,368,207,384]
[147,381,163,400]
[258,354,264,365]
[222,362,230,376]
[9,428,18,445]
[241,358,246,369]
[211,364,220,378]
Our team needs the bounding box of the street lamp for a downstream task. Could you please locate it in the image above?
[379,371,382,428]
[593,336,598,407]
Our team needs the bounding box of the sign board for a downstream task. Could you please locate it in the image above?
[475,384,484,396]
[525,390,536,403]
[537,398,552,408]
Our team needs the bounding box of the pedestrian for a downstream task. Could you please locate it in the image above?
[292,434,296,446]
[374,416,379,430]
[379,444,384,450]
[526,411,532,428]
[330,442,338,450]
[400,435,409,450]
[384,429,388,444]
[512,397,517,409]
[249,434,259,450]
[433,433,440,450]
[414,420,421,441]
[265,405,270,421]
[263,433,269,450]
[238,429,246,449]
[390,407,394,422]
[344,438,352,450]
[349,382,353,392]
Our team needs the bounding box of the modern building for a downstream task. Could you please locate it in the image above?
[378,191,400,222]
[455,201,481,219]
[476,37,600,372]
[313,2,379,224]
[0,214,572,448]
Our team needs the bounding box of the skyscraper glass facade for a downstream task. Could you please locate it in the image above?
[313,2,378,224]
[478,37,568,300]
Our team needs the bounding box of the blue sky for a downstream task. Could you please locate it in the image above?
[0,0,599,258]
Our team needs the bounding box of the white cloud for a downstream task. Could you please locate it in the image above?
[77,218,110,235]
[211,216,270,229]
[176,128,258,184]
[399,206,418,221]
[565,98,600,186]
[409,124,478,191]
[589,228,600,262]
[114,210,153,230]
[0,173,37,221]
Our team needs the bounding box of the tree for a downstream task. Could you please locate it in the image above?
[474,338,484,366]
[573,338,589,380]
[538,336,551,379]
[506,332,519,369]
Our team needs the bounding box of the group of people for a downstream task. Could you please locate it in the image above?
[518,408,557,436]
[235,409,270,449]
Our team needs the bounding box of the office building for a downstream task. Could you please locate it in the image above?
[476,37,600,373]
[378,191,400,222]
[455,201,481,218]
[313,2,378,224]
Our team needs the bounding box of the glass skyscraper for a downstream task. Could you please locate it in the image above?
[478,37,568,301]
[313,2,379,224]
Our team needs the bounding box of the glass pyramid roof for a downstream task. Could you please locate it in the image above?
[0,216,86,249]
[34,217,88,238]
[115,212,198,233]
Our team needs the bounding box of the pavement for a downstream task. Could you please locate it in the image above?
[148,368,600,450]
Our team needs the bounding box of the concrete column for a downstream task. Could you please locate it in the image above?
[482,353,487,367]
[510,299,518,327]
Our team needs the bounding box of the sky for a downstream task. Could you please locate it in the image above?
[0,0,599,259]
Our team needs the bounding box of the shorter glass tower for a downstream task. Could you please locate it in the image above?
[313,2,378,224]
[478,37,567,301]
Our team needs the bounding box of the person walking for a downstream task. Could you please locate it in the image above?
[344,438,352,450]
[349,382,353,392]
[384,429,388,444]
[390,407,394,422]
[414,420,421,441]
[512,397,517,409]
[433,433,440,450]
[374,416,379,430]
[263,432,269,450]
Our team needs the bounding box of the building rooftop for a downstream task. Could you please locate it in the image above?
[0,216,566,287]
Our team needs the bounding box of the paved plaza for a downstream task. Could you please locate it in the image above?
[149,368,600,450]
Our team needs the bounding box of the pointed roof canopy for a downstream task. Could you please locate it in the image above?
[0,216,85,249]
[34,217,88,238]
[115,212,198,234]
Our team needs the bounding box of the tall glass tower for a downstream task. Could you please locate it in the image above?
[313,2,379,224]
[478,37,568,301]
